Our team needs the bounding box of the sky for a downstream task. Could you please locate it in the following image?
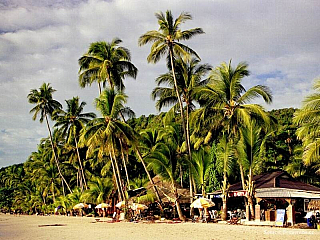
[0,0,319,168]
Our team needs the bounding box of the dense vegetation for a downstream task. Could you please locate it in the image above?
[1,10,320,221]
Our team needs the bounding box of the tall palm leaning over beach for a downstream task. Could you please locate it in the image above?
[78,38,138,94]
[53,97,96,191]
[139,10,204,199]
[28,83,72,194]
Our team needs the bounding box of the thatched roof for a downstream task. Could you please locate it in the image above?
[147,175,191,203]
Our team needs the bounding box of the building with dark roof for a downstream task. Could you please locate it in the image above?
[227,171,320,225]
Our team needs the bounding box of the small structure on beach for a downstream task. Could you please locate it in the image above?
[227,171,320,225]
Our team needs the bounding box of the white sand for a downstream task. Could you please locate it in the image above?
[0,214,319,240]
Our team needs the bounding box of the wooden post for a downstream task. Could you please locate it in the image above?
[246,204,250,221]
[255,204,261,222]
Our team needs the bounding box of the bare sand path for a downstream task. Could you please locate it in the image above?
[0,214,319,240]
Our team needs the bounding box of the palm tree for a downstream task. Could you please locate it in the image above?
[53,97,96,190]
[78,38,138,94]
[139,10,204,178]
[81,89,135,201]
[237,120,269,219]
[152,57,212,199]
[215,135,235,221]
[294,78,320,170]
[145,123,188,221]
[83,176,113,204]
[190,146,212,197]
[146,138,186,221]
[194,60,272,178]
[28,83,72,194]
[193,60,272,220]
[194,60,272,138]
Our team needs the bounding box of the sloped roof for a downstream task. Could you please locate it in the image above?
[146,175,191,203]
[229,171,320,192]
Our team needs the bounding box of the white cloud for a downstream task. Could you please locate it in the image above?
[0,0,319,167]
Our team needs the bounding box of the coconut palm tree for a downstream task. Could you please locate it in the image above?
[83,176,113,204]
[139,10,204,177]
[190,146,212,197]
[28,83,72,194]
[194,60,272,183]
[53,97,96,190]
[194,60,272,140]
[152,57,212,199]
[78,38,138,94]
[215,134,235,221]
[145,124,187,221]
[293,78,320,170]
[237,120,269,219]
[80,89,135,201]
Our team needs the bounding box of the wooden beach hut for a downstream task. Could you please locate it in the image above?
[227,171,320,225]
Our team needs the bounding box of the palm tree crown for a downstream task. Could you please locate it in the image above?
[28,83,62,122]
[294,78,320,167]
[195,60,272,138]
[79,38,138,93]
[138,10,204,63]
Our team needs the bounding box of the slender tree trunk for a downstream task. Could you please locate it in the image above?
[221,170,228,221]
[98,82,102,95]
[169,48,193,205]
[174,189,186,222]
[109,152,122,201]
[186,105,193,200]
[136,149,162,206]
[51,181,55,203]
[111,143,126,201]
[74,136,87,190]
[180,165,183,187]
[44,114,72,194]
[120,140,130,190]
[248,167,255,219]
[239,163,248,208]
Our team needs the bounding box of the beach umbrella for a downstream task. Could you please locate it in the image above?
[131,203,148,211]
[116,201,125,208]
[73,203,88,210]
[116,201,134,208]
[95,203,110,209]
[190,198,215,209]
[305,211,314,218]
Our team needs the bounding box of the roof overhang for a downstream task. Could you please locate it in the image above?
[256,188,320,199]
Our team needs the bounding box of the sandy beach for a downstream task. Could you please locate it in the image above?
[0,214,319,240]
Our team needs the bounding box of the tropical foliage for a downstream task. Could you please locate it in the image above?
[1,10,319,222]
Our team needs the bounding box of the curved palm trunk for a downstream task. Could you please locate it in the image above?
[98,82,102,95]
[109,151,123,201]
[186,107,194,203]
[169,47,193,202]
[74,136,87,190]
[120,140,131,190]
[136,149,162,206]
[111,143,126,201]
[239,163,248,209]
[44,114,72,194]
[51,180,55,203]
[174,190,186,222]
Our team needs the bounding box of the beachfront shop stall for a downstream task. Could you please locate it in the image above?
[228,171,320,226]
